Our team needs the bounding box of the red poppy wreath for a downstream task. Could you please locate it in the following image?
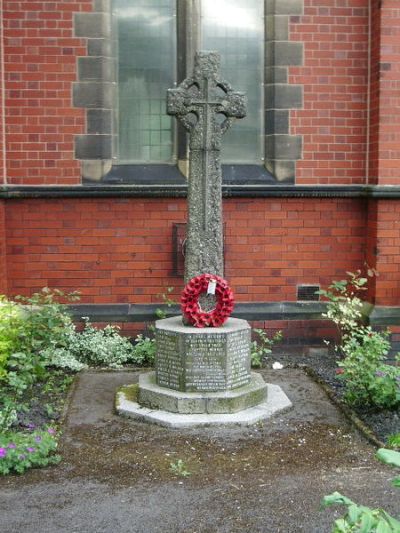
[181,273,235,328]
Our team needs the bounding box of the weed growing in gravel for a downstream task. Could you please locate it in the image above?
[322,448,400,532]
[169,459,191,477]
[251,329,282,368]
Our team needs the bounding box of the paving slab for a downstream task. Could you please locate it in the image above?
[0,368,398,533]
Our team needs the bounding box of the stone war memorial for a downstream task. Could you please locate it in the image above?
[116,52,291,427]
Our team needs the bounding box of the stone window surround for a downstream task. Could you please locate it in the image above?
[73,0,304,184]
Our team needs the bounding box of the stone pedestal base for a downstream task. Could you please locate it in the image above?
[138,371,267,414]
[115,316,292,428]
[155,317,251,392]
[115,377,292,428]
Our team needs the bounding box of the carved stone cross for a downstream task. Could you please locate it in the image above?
[167,51,246,282]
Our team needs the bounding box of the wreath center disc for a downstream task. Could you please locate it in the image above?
[181,274,235,328]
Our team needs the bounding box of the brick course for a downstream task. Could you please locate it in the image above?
[5,197,366,303]
[290,0,369,184]
[3,0,92,185]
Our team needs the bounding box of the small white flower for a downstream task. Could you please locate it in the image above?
[272,362,283,370]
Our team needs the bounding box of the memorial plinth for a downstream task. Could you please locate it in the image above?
[155,317,251,392]
[115,316,293,427]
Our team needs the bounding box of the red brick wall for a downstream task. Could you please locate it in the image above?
[367,0,381,185]
[0,13,5,185]
[0,200,7,293]
[2,1,91,185]
[371,201,400,306]
[369,0,400,185]
[290,0,369,184]
[5,197,367,303]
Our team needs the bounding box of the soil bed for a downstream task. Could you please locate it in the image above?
[269,347,400,444]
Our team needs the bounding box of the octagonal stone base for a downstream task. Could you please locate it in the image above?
[115,375,292,429]
[155,316,251,392]
[138,371,267,414]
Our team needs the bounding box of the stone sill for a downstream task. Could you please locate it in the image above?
[1,184,400,199]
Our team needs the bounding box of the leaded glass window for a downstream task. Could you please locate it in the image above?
[113,0,264,165]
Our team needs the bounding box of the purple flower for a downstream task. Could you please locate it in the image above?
[34,436,42,443]
[47,428,56,435]
[26,447,35,453]
[375,370,387,378]
[7,443,16,449]
[18,454,26,460]
[0,448,7,458]
[27,423,35,430]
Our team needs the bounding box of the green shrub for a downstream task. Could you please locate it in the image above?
[132,334,156,366]
[320,271,400,410]
[0,427,60,475]
[251,329,282,368]
[48,318,136,369]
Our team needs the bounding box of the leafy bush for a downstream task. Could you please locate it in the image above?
[0,289,79,391]
[251,329,282,368]
[49,318,136,369]
[320,271,400,409]
[322,448,400,532]
[132,334,156,366]
[0,427,60,475]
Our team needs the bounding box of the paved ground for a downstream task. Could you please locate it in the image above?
[0,368,398,533]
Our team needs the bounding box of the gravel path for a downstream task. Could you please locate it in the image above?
[0,368,398,533]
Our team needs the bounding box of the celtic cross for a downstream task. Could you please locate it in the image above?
[167,51,246,282]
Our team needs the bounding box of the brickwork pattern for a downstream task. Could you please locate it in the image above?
[2,1,92,185]
[371,200,400,305]
[0,201,7,293]
[290,0,369,184]
[5,197,367,303]
[369,0,400,185]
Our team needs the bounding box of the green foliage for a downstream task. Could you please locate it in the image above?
[0,289,79,431]
[387,434,400,450]
[169,459,191,477]
[321,271,400,410]
[132,334,156,366]
[155,287,176,319]
[49,318,136,370]
[0,428,60,475]
[318,270,370,340]
[250,329,282,368]
[322,449,400,532]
